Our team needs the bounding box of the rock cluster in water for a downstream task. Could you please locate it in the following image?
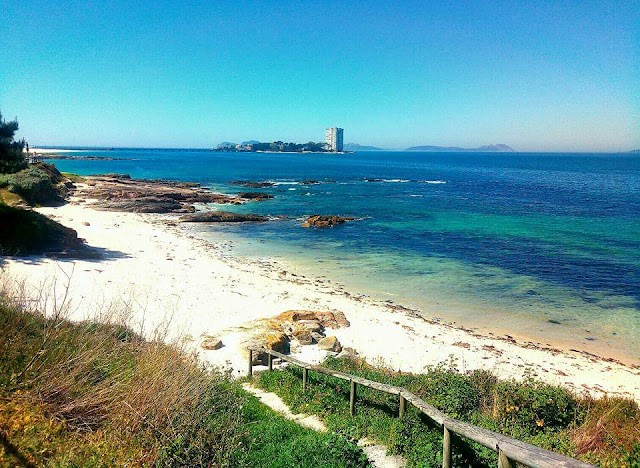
[302,215,355,228]
[180,211,268,223]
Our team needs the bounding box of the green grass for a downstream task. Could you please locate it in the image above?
[0,291,369,467]
[256,356,640,467]
[61,172,86,183]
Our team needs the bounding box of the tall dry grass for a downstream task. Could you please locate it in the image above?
[0,271,245,466]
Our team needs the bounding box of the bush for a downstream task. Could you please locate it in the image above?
[0,164,65,206]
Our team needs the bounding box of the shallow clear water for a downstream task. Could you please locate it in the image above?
[44,149,640,362]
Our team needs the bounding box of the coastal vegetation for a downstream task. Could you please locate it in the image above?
[256,356,640,467]
[0,111,87,257]
[0,285,368,467]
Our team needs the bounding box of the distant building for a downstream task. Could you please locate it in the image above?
[325,127,344,152]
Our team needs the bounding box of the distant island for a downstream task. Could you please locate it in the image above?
[405,143,515,152]
[215,141,334,153]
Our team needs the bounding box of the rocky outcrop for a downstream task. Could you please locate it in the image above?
[274,310,350,329]
[237,192,274,201]
[78,175,245,214]
[318,336,342,353]
[240,309,350,364]
[179,211,268,223]
[302,215,355,228]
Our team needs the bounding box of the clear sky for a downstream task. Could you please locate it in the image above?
[1,0,638,151]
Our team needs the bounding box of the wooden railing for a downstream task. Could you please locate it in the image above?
[247,347,594,468]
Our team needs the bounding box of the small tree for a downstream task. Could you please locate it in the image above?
[0,111,27,174]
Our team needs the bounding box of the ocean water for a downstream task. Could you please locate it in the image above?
[43,149,640,363]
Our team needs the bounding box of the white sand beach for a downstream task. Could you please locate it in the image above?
[4,190,640,402]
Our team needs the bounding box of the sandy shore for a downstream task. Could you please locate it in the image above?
[4,192,640,402]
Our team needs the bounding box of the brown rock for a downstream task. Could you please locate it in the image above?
[264,331,289,352]
[292,324,314,345]
[302,215,355,228]
[274,310,350,329]
[318,336,342,353]
[297,320,324,333]
[201,338,223,350]
[314,311,350,329]
[274,310,319,322]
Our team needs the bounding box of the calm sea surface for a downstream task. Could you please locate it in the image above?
[44,149,640,362]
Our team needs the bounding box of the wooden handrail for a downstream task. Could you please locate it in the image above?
[248,347,594,468]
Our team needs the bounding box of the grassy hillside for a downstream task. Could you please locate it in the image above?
[0,294,368,467]
[256,357,640,467]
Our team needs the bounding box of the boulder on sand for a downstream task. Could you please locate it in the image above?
[302,215,355,228]
[318,336,342,353]
[291,323,314,345]
[201,337,223,350]
[274,310,349,329]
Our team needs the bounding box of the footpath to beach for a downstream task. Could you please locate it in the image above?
[4,180,640,402]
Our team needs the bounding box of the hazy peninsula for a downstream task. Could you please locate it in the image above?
[405,143,515,152]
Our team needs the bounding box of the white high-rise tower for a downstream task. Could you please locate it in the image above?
[325,127,344,152]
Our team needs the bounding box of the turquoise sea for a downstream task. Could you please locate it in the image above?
[43,149,640,363]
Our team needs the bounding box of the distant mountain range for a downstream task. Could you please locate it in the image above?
[405,144,515,152]
[343,143,386,151]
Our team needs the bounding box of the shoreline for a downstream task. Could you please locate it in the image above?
[3,180,640,402]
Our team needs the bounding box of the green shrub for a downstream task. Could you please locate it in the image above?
[0,164,64,206]
[493,376,580,434]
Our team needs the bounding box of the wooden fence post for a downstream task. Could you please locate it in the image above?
[498,448,514,468]
[268,352,273,371]
[399,394,406,418]
[247,349,253,378]
[442,426,451,468]
[350,380,357,416]
[302,367,308,392]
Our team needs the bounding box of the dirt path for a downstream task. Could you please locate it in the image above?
[242,383,406,468]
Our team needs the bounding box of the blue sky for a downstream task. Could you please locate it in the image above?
[1,0,638,151]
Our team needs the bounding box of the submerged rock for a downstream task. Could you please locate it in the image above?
[179,211,269,223]
[302,215,355,228]
[237,192,274,201]
[230,180,275,188]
